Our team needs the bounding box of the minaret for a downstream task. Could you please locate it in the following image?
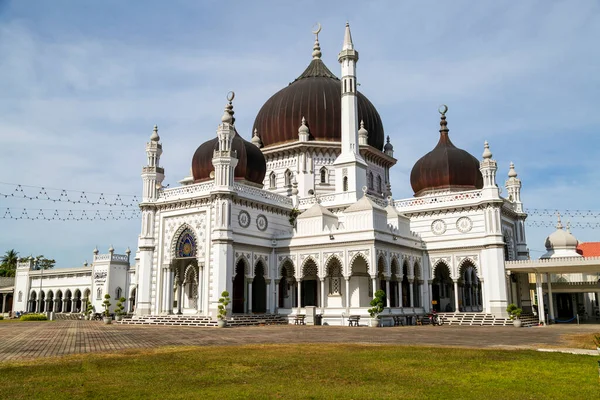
[333,22,367,199]
[210,93,239,319]
[505,162,522,212]
[136,125,164,315]
[480,141,499,197]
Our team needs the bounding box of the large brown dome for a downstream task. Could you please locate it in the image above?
[191,131,266,185]
[252,58,385,150]
[410,111,483,197]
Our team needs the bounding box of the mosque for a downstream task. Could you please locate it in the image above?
[7,24,600,325]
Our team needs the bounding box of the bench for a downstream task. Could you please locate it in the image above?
[348,315,361,327]
[392,315,405,326]
[293,314,306,325]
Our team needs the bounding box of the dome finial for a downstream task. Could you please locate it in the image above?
[312,23,322,59]
[384,135,394,153]
[566,220,571,233]
[438,105,449,135]
[251,128,263,148]
[508,162,518,178]
[342,21,354,51]
[150,125,160,142]
[358,120,368,145]
[221,91,235,124]
[482,141,492,159]
[556,211,563,230]
[298,116,310,141]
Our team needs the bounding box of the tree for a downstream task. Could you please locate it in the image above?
[34,255,56,270]
[0,249,19,277]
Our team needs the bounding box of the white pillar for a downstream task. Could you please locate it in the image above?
[266,280,271,314]
[297,280,302,314]
[398,278,403,308]
[197,264,203,314]
[345,277,350,311]
[385,280,391,308]
[166,267,174,314]
[177,279,183,314]
[1,294,5,314]
[71,299,77,313]
[546,273,555,323]
[248,280,253,314]
[453,280,459,312]
[480,280,487,313]
[274,280,279,313]
[320,278,326,314]
[372,277,377,297]
[428,281,433,311]
[535,272,546,325]
[409,280,414,308]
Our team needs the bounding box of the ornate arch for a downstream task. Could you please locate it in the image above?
[254,259,267,276]
[324,254,343,273]
[377,255,388,276]
[413,260,421,279]
[170,223,199,260]
[183,263,198,284]
[234,255,250,276]
[278,257,295,277]
[349,252,370,274]
[300,256,319,278]
[457,257,479,278]
[431,258,451,278]
[390,256,401,278]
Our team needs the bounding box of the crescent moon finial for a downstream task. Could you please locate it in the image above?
[227,91,235,102]
[312,22,322,37]
[438,104,448,115]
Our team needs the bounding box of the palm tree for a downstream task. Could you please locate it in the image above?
[1,249,19,269]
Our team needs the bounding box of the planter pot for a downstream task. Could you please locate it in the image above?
[513,319,522,328]
[103,317,112,325]
[115,315,123,322]
[370,318,380,328]
[217,319,227,328]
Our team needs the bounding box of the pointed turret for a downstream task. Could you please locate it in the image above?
[251,128,263,148]
[505,161,522,212]
[342,21,354,51]
[212,92,239,189]
[142,124,164,203]
[298,116,310,142]
[480,140,498,190]
[384,136,394,157]
[358,120,368,145]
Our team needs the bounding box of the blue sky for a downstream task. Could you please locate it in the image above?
[0,0,599,267]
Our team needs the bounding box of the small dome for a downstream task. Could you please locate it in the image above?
[410,108,483,196]
[541,216,581,258]
[384,136,393,152]
[252,58,385,150]
[191,131,266,185]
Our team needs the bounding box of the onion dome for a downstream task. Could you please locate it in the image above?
[541,214,581,258]
[410,106,483,196]
[191,129,266,185]
[252,37,384,150]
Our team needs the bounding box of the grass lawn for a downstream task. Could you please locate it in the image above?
[0,344,597,399]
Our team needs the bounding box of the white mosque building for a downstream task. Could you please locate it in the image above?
[12,23,598,325]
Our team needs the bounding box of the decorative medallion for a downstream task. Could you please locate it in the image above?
[176,230,196,258]
[238,210,250,228]
[456,217,473,233]
[431,219,446,235]
[256,214,268,231]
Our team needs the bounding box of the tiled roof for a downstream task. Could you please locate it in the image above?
[576,242,600,257]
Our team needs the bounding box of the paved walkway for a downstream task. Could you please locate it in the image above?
[0,321,598,362]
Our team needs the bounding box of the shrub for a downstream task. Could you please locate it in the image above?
[115,297,126,316]
[506,303,522,320]
[20,314,48,321]
[102,294,111,317]
[368,290,386,318]
[217,291,230,320]
[0,315,4,320]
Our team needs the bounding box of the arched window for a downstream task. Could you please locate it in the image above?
[115,287,122,299]
[269,172,276,189]
[343,177,348,192]
[176,229,196,258]
[368,172,374,190]
[320,167,327,184]
[96,288,102,300]
[376,175,382,194]
[284,170,292,187]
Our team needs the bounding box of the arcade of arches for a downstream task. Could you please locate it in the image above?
[432,261,482,313]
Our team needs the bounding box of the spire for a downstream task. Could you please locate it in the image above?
[298,116,310,141]
[358,120,368,145]
[508,162,518,178]
[556,212,563,230]
[221,94,235,125]
[482,141,492,159]
[251,128,263,148]
[566,220,571,233]
[312,23,322,59]
[342,22,354,51]
[150,125,160,142]
[438,105,449,136]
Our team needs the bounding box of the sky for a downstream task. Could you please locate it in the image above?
[0,0,599,267]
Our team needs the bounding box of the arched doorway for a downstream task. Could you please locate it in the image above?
[459,261,481,312]
[278,261,295,309]
[432,262,454,312]
[390,259,399,307]
[401,262,410,307]
[377,256,387,306]
[65,290,72,312]
[47,291,54,312]
[129,288,137,312]
[301,259,318,307]
[325,257,343,308]
[413,262,421,307]
[55,290,63,312]
[232,259,246,314]
[252,261,267,313]
[171,226,200,315]
[39,291,46,313]
[29,291,37,313]
[74,290,82,313]
[350,255,370,308]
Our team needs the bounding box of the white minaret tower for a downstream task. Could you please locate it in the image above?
[505,162,528,259]
[136,125,165,315]
[210,92,239,318]
[480,141,499,198]
[333,22,367,200]
[505,162,522,212]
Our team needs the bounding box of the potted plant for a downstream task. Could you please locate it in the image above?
[216,291,230,328]
[506,303,523,327]
[114,297,126,322]
[368,290,386,327]
[102,294,112,324]
[84,297,93,320]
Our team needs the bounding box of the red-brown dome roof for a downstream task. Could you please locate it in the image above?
[191,131,266,185]
[252,59,385,150]
[410,112,483,196]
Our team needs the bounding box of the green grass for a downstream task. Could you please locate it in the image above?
[0,344,597,399]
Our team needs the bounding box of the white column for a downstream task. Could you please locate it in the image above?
[166,267,174,314]
[161,268,168,314]
[372,277,377,297]
[480,280,487,313]
[535,272,546,325]
[297,280,302,313]
[1,294,6,314]
[398,278,403,308]
[266,280,271,314]
[71,299,77,313]
[453,280,459,312]
[385,280,391,307]
[177,279,183,314]
[345,277,350,311]
[248,280,253,314]
[546,273,555,323]
[320,278,326,314]
[428,281,433,311]
[274,280,279,313]
[197,265,203,314]
[409,280,414,308]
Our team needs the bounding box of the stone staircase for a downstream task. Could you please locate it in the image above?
[119,313,288,327]
[53,313,83,321]
[438,312,539,327]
